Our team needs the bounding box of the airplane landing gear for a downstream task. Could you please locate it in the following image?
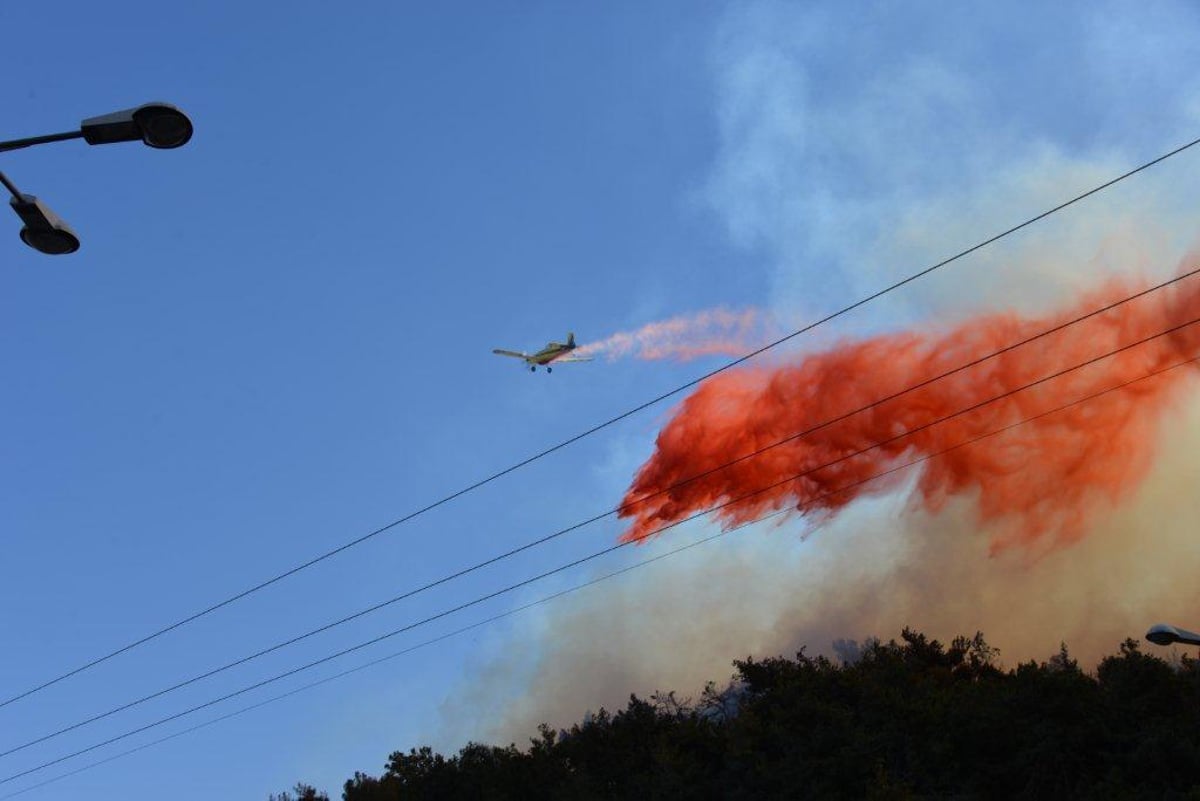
[547,366,553,373]
[530,365,536,372]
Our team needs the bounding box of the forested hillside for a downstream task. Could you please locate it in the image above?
[278,630,1200,800]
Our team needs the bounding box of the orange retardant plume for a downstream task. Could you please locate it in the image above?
[619,263,1200,554]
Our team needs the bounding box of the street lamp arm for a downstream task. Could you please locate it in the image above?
[0,171,20,199]
[0,130,84,154]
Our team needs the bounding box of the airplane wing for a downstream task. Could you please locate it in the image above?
[492,349,531,360]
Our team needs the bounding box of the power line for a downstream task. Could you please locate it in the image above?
[0,512,785,800]
[10,349,1199,798]
[5,315,1197,786]
[0,514,775,800]
[4,269,1196,757]
[7,136,1197,711]
[9,350,1198,799]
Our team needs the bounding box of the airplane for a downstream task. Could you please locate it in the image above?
[492,332,593,373]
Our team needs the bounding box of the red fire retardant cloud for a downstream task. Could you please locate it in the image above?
[619,266,1200,555]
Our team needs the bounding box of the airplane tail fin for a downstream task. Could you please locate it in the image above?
[567,332,576,348]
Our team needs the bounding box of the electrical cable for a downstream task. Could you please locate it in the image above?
[4,271,1197,758]
[4,314,1197,786]
[6,135,1195,710]
[0,510,786,800]
[9,345,1198,798]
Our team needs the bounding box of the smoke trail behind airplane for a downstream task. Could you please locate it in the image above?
[619,261,1200,555]
[574,307,776,362]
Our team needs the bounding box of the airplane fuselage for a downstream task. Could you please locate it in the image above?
[529,341,574,365]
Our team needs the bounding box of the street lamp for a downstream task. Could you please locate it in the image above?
[1145,623,1200,647]
[80,103,192,149]
[0,172,78,255]
[0,101,192,254]
[0,102,192,153]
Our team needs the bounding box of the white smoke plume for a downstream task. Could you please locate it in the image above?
[444,388,1200,746]
[573,307,777,363]
[435,0,1200,752]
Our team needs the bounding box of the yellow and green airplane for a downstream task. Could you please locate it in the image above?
[492,332,593,373]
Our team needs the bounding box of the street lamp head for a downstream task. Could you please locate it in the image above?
[9,194,79,255]
[1146,624,1179,646]
[81,102,193,149]
[1145,623,1200,647]
[132,103,193,149]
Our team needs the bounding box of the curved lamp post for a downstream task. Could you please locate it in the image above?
[1145,623,1200,647]
[0,102,192,255]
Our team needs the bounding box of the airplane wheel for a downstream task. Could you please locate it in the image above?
[547,367,553,374]
[530,365,536,372]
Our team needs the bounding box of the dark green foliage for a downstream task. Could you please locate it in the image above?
[269,783,329,801]
[287,629,1200,800]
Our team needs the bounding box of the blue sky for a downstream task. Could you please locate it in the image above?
[4,1,1200,798]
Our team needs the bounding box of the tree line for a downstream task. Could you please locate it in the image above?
[274,629,1200,800]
